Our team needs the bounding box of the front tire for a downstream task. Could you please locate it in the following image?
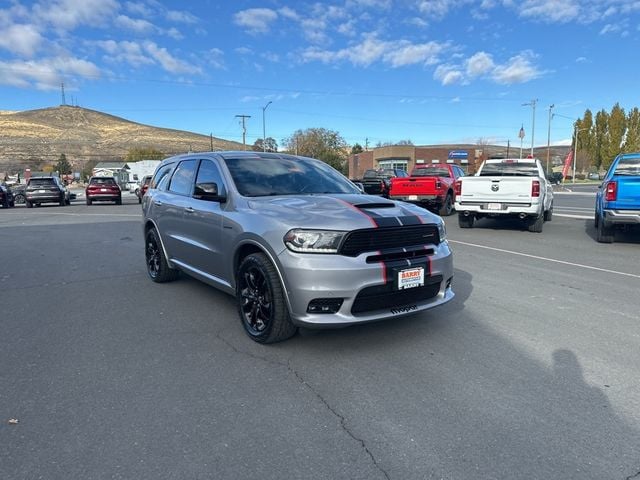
[26,200,33,208]
[237,253,297,344]
[14,193,25,205]
[86,198,92,206]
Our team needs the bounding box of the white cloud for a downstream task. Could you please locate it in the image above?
[0,56,100,90]
[519,0,579,23]
[491,51,542,84]
[165,27,183,40]
[166,10,198,24]
[434,64,464,85]
[234,8,278,34]
[143,41,201,74]
[465,51,494,76]
[302,37,450,68]
[115,15,156,34]
[125,2,154,18]
[235,47,253,55]
[278,6,300,20]
[417,0,457,19]
[208,48,225,69]
[0,24,43,58]
[95,40,154,66]
[575,56,588,63]
[33,0,119,30]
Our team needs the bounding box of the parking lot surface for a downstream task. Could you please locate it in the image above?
[1,189,639,480]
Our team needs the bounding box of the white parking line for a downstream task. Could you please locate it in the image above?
[553,213,593,219]
[449,239,640,279]
[13,211,141,218]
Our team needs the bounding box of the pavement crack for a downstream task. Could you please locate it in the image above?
[625,470,640,480]
[214,333,390,480]
[287,359,391,480]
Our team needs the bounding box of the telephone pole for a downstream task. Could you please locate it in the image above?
[522,99,537,156]
[235,115,251,150]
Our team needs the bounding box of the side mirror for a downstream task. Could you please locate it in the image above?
[193,182,226,202]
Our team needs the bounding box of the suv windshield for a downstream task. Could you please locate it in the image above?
[480,162,538,177]
[224,157,360,197]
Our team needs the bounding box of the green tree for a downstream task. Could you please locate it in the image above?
[351,143,364,154]
[282,128,349,173]
[593,109,610,170]
[81,159,99,181]
[624,107,640,153]
[55,153,72,175]
[126,147,164,162]
[252,137,278,152]
[607,103,626,162]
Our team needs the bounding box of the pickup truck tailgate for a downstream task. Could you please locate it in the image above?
[614,176,640,208]
[392,177,437,194]
[460,177,534,202]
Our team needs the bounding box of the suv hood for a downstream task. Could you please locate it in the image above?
[247,194,438,229]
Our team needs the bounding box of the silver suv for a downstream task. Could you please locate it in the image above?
[142,151,454,343]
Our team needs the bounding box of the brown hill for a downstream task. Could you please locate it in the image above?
[0,105,243,173]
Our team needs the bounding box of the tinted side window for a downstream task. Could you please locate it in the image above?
[151,165,173,191]
[169,159,198,196]
[195,160,226,195]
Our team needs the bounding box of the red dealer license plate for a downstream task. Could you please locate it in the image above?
[397,267,424,290]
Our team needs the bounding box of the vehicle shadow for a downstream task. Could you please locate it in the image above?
[584,218,640,244]
[470,216,532,232]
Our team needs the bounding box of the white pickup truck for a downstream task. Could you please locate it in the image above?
[453,158,554,232]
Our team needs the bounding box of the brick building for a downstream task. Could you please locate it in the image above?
[348,145,494,179]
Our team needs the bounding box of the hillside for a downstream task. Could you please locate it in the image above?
[0,105,243,173]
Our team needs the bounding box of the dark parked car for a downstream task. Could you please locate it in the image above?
[142,151,454,344]
[85,177,122,205]
[11,184,26,205]
[358,168,409,196]
[1,184,15,208]
[25,176,70,208]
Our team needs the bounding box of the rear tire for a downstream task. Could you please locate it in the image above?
[458,213,474,228]
[596,215,614,243]
[544,203,553,221]
[26,200,33,208]
[13,193,25,205]
[439,193,454,216]
[528,214,544,233]
[116,197,122,205]
[145,228,179,282]
[237,253,297,344]
[86,198,92,206]
[138,196,142,204]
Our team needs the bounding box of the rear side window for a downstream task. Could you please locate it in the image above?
[151,165,173,191]
[614,158,640,176]
[169,160,198,196]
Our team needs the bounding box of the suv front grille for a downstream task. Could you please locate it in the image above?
[351,275,443,315]
[340,225,440,257]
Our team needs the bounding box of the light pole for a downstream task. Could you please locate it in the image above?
[262,101,272,152]
[522,99,538,156]
[518,125,525,159]
[546,104,554,174]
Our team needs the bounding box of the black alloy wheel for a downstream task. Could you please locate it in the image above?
[13,193,25,205]
[237,253,296,343]
[439,193,454,216]
[145,228,179,282]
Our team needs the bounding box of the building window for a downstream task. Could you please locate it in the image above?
[378,159,408,171]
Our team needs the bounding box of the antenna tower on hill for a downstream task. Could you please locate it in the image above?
[61,83,66,106]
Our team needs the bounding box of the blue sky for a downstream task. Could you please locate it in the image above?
[1,0,638,150]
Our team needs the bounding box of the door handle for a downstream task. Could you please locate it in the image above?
[153,200,163,206]
[184,206,195,213]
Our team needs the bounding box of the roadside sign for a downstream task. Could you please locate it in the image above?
[448,150,468,159]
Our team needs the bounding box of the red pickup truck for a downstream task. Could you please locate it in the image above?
[388,164,465,216]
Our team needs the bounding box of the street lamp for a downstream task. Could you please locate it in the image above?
[546,104,554,174]
[522,99,538,156]
[262,101,272,152]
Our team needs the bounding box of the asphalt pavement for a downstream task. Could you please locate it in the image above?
[1,190,639,480]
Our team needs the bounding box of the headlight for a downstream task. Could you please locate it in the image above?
[437,220,447,242]
[284,229,347,253]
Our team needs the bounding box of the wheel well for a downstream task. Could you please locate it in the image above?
[235,244,265,274]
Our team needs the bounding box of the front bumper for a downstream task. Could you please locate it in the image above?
[277,241,454,327]
[604,209,640,225]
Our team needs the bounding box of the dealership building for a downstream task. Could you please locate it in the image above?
[348,145,488,179]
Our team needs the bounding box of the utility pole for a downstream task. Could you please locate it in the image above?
[522,99,538,156]
[546,104,554,174]
[235,115,251,150]
[365,137,369,151]
[262,101,272,152]
[210,133,213,151]
[518,125,525,159]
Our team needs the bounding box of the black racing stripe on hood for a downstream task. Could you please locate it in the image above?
[359,209,402,228]
[397,205,425,226]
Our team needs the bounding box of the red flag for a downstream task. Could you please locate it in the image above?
[561,149,573,180]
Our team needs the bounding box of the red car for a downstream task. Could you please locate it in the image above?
[137,175,152,204]
[85,177,122,205]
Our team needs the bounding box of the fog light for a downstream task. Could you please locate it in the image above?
[307,298,344,314]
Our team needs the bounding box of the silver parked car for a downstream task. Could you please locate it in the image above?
[142,151,454,343]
